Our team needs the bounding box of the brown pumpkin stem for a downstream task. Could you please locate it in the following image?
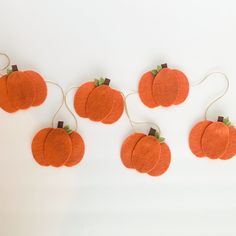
[12,65,18,71]
[57,121,64,128]
[148,128,156,136]
[217,116,224,122]
[161,63,168,68]
[104,78,110,86]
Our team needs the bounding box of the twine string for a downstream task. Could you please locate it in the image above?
[65,86,79,131]
[46,82,79,131]
[0,52,11,75]
[123,92,161,134]
[45,80,65,128]
[191,72,229,120]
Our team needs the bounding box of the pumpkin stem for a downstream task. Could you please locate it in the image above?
[104,78,110,85]
[217,116,224,122]
[12,65,18,72]
[94,77,110,87]
[148,127,165,143]
[57,121,64,128]
[161,63,168,68]
[148,127,156,136]
[218,116,232,126]
[151,64,167,76]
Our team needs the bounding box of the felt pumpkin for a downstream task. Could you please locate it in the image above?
[189,116,236,160]
[0,65,47,113]
[74,78,124,124]
[120,128,171,176]
[31,121,85,167]
[138,63,189,108]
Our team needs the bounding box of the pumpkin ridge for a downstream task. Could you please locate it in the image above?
[152,68,179,106]
[85,85,114,121]
[74,81,96,118]
[102,89,124,124]
[120,133,145,169]
[132,135,161,173]
[201,121,229,159]
[64,131,85,167]
[44,128,72,167]
[0,75,18,112]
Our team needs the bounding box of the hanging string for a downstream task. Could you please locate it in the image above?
[65,86,79,131]
[45,81,78,131]
[191,72,230,120]
[123,92,161,135]
[45,80,65,128]
[0,52,10,75]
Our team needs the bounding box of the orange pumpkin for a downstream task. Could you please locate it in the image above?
[74,78,124,124]
[32,121,85,167]
[189,116,236,160]
[138,64,189,108]
[120,128,171,176]
[0,65,47,113]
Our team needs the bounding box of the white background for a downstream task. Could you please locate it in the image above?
[0,0,236,235]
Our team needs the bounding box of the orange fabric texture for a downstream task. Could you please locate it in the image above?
[220,126,236,160]
[189,120,212,157]
[0,68,47,112]
[74,81,124,124]
[102,89,124,124]
[138,66,189,108]
[189,118,236,160]
[138,72,158,108]
[31,128,53,166]
[0,75,18,113]
[201,122,229,159]
[31,127,85,168]
[120,133,145,168]
[7,71,35,109]
[44,128,72,167]
[74,82,95,118]
[173,69,189,105]
[152,68,179,107]
[64,131,85,167]
[132,136,161,173]
[86,85,114,121]
[24,71,47,106]
[148,143,171,176]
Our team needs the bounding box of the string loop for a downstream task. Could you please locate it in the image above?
[65,86,79,131]
[45,81,78,131]
[191,72,229,120]
[0,52,10,74]
[123,92,161,135]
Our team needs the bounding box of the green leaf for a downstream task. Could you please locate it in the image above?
[151,69,158,75]
[158,137,165,143]
[94,79,99,86]
[99,77,105,86]
[63,125,73,134]
[154,132,160,139]
[7,68,12,75]
[223,117,231,126]
[67,129,73,134]
[157,65,162,72]
[64,125,70,130]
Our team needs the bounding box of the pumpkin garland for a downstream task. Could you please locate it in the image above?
[0,65,47,113]
[32,121,85,167]
[74,78,124,124]
[121,128,171,176]
[1,53,235,174]
[138,63,189,108]
[189,116,236,160]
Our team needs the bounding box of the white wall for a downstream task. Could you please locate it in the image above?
[0,0,236,235]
